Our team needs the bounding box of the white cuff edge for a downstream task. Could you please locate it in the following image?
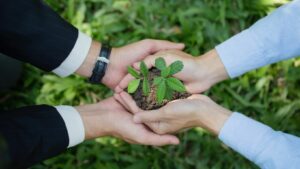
[52,31,92,77]
[55,105,85,148]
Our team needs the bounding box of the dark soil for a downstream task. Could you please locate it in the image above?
[131,68,191,110]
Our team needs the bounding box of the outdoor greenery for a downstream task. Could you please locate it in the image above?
[1,0,299,168]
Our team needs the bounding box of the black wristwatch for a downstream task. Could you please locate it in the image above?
[89,44,111,84]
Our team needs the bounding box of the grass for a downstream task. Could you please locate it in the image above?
[1,0,299,168]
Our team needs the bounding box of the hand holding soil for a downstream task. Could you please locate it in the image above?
[125,57,190,110]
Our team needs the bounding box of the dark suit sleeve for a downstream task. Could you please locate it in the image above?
[0,105,69,169]
[0,0,78,71]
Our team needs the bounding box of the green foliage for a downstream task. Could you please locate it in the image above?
[0,0,295,169]
[127,66,140,79]
[153,58,186,103]
[166,77,185,92]
[140,62,148,77]
[127,57,185,103]
[155,57,167,70]
[169,61,184,75]
[153,77,163,85]
[128,79,140,93]
[161,66,171,78]
[142,78,150,96]
[127,61,150,96]
[156,80,166,103]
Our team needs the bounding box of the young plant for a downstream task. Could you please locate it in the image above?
[127,57,186,104]
[127,61,150,96]
[153,57,185,103]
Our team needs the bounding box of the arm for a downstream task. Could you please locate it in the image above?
[0,97,179,169]
[0,105,70,169]
[117,93,300,169]
[116,0,300,94]
[0,0,184,87]
[215,0,300,78]
[219,112,300,169]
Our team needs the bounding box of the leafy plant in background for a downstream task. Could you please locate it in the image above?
[127,57,185,103]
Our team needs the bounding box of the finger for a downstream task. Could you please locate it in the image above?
[148,39,185,53]
[187,94,203,99]
[133,54,160,70]
[185,82,209,94]
[113,93,131,111]
[119,92,141,114]
[115,74,135,92]
[143,132,180,146]
[133,109,163,123]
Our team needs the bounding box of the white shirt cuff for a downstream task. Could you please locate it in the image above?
[218,112,274,162]
[52,31,92,77]
[55,106,85,148]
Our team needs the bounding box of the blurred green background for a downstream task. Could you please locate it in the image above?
[1,0,300,168]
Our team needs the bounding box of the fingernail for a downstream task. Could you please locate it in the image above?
[133,62,139,68]
[133,116,141,123]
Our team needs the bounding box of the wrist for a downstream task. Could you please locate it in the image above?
[75,102,112,140]
[75,41,101,77]
[195,49,229,86]
[101,47,118,87]
[196,105,232,135]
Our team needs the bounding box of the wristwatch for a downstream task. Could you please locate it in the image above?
[89,44,111,84]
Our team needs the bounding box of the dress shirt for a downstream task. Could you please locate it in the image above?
[216,0,300,168]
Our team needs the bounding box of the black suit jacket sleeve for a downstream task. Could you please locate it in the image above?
[0,0,78,71]
[0,105,69,169]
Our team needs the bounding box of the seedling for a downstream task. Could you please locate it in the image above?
[127,61,150,96]
[127,57,186,104]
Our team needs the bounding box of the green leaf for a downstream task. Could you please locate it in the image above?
[127,66,140,78]
[142,79,150,96]
[161,67,171,77]
[160,67,171,77]
[166,77,186,92]
[155,57,166,70]
[127,79,141,93]
[140,61,148,77]
[170,61,184,75]
[165,87,174,100]
[156,80,166,103]
[153,77,164,85]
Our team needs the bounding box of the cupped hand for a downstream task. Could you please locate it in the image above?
[76,96,179,146]
[115,49,228,94]
[114,92,231,135]
[102,39,185,89]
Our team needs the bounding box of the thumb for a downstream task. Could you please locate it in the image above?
[133,110,163,123]
[144,133,180,146]
[149,40,185,53]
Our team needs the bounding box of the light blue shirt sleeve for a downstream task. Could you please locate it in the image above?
[219,113,300,169]
[215,0,300,78]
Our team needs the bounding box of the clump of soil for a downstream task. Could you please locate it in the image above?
[130,68,190,110]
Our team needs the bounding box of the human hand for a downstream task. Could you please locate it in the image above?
[114,92,231,135]
[76,40,184,89]
[75,97,179,146]
[115,49,228,94]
